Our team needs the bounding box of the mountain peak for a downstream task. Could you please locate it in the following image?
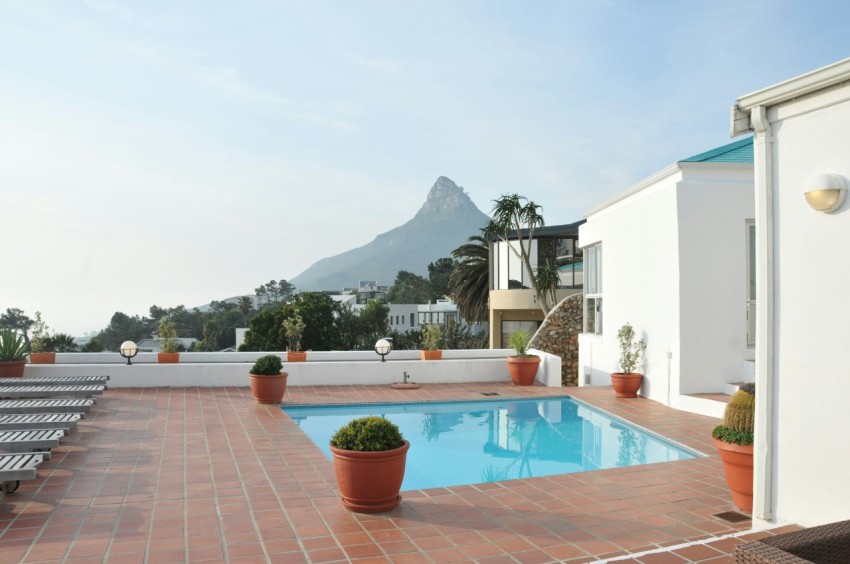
[417,176,477,218]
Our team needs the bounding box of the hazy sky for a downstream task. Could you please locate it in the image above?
[2,1,848,335]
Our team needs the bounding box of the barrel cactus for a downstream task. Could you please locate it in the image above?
[712,383,754,445]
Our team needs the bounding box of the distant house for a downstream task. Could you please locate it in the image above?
[488,222,584,348]
[136,337,200,353]
[731,57,850,528]
[578,137,754,416]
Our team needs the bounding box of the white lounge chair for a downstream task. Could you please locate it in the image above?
[0,429,66,452]
[0,376,109,387]
[0,399,96,414]
[0,451,50,494]
[0,412,83,431]
[0,385,105,399]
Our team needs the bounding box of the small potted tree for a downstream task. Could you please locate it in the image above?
[420,324,442,360]
[249,354,288,404]
[29,311,55,364]
[0,329,29,377]
[712,383,754,513]
[330,416,409,513]
[283,314,307,362]
[611,322,646,398]
[506,329,540,386]
[157,318,180,363]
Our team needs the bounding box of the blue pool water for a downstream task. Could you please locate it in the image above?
[283,397,697,491]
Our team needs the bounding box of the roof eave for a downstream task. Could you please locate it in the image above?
[583,163,681,218]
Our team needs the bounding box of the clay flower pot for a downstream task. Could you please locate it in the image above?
[29,352,56,364]
[0,361,26,378]
[330,440,409,513]
[287,351,307,362]
[507,356,541,386]
[713,437,754,513]
[611,372,643,398]
[420,350,442,361]
[249,371,288,404]
[157,352,180,364]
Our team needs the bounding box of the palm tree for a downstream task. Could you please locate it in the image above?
[533,262,560,312]
[49,333,78,353]
[450,232,490,323]
[237,296,253,326]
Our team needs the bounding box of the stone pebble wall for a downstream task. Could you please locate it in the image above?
[529,294,584,386]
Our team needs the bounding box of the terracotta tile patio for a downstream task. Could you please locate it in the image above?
[0,383,793,563]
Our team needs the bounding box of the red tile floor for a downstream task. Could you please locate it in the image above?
[0,384,796,563]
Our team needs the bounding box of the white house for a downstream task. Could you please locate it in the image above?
[731,57,850,528]
[577,138,754,416]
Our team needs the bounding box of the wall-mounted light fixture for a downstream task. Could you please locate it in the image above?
[374,338,392,362]
[119,340,138,365]
[805,173,846,213]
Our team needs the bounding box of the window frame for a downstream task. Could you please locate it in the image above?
[583,243,602,335]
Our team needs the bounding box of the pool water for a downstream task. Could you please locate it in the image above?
[283,397,697,491]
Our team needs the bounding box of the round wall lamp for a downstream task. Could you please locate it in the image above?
[119,340,138,365]
[374,338,393,362]
[805,173,846,213]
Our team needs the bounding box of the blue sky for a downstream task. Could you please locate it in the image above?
[1,1,848,335]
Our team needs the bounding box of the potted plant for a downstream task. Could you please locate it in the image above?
[330,416,409,513]
[249,354,288,404]
[0,329,29,377]
[157,318,180,363]
[29,311,55,364]
[611,322,646,398]
[283,315,307,362]
[712,383,754,513]
[420,324,442,360]
[506,329,540,386]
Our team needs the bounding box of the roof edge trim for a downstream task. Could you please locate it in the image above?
[583,163,680,218]
[735,57,850,112]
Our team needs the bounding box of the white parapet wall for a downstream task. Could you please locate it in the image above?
[24,350,563,388]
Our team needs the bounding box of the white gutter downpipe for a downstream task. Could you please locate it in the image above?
[749,105,775,525]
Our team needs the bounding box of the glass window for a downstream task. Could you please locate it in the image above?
[583,244,602,334]
[501,321,540,348]
[410,313,415,327]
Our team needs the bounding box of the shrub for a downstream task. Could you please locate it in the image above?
[0,329,29,361]
[712,384,755,446]
[617,322,646,374]
[330,416,404,452]
[250,355,283,376]
[509,329,536,357]
[282,314,306,352]
[158,318,179,354]
[421,324,442,351]
[29,312,52,353]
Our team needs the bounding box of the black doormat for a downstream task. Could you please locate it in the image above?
[480,392,500,396]
[714,511,750,523]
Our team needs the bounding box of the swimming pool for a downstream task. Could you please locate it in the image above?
[283,397,697,491]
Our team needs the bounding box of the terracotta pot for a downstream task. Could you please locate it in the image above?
[29,352,56,364]
[330,440,409,513]
[249,371,288,404]
[507,356,541,386]
[158,352,180,364]
[713,437,754,513]
[420,350,442,361]
[611,372,643,398]
[0,360,26,378]
[287,351,307,362]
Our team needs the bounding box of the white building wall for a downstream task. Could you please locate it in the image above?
[578,169,682,404]
[766,88,850,526]
[676,165,754,396]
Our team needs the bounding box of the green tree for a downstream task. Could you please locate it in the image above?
[48,333,78,352]
[358,301,390,345]
[97,311,152,351]
[387,271,432,304]
[428,258,455,300]
[449,232,490,323]
[237,296,253,326]
[489,193,551,314]
[240,293,339,351]
[0,308,34,341]
[81,337,104,352]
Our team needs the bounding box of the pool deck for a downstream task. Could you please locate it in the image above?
[0,383,796,563]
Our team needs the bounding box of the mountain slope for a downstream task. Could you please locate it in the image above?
[291,177,490,290]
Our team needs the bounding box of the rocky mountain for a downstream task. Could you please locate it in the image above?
[290,177,490,291]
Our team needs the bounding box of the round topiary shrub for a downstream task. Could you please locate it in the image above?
[250,355,283,376]
[330,416,404,452]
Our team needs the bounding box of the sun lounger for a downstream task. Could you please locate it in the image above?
[0,376,109,387]
[0,413,83,431]
[0,428,66,453]
[0,385,105,399]
[0,399,95,414]
[0,451,50,494]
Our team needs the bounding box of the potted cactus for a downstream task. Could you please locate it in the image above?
[712,383,755,513]
[29,312,55,364]
[330,416,409,513]
[157,318,180,363]
[0,329,29,377]
[248,354,288,404]
[611,322,646,398]
[420,324,442,360]
[506,329,540,386]
[283,314,307,362]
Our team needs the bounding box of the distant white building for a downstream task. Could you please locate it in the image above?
[136,337,200,353]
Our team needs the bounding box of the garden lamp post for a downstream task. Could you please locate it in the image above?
[374,338,392,362]
[119,341,138,365]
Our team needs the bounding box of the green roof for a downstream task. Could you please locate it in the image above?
[680,136,753,163]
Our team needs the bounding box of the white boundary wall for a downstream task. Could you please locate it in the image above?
[24,350,562,389]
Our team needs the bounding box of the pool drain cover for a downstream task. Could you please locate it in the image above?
[480,392,500,396]
[714,511,749,523]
